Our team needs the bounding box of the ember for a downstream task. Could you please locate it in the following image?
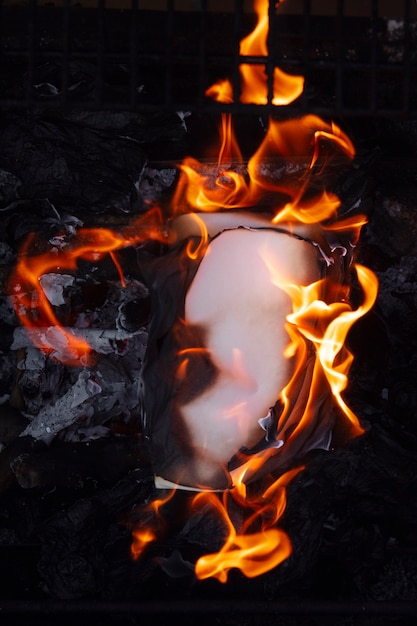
[0,0,417,619]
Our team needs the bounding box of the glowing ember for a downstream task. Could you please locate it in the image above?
[7,0,379,584]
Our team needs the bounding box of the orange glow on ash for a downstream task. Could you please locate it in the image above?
[173,113,356,223]
[8,208,168,365]
[7,0,379,585]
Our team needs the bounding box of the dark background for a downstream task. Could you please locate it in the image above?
[0,1,417,624]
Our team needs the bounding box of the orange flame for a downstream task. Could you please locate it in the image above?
[240,0,304,104]
[193,466,302,582]
[131,489,176,561]
[173,113,357,227]
[171,258,376,582]
[206,0,303,106]
[205,80,233,105]
[8,207,168,365]
[7,0,379,586]
[264,261,378,440]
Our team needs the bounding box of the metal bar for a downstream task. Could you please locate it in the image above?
[3,47,415,73]
[129,0,139,107]
[301,0,312,113]
[1,0,417,118]
[197,0,208,106]
[266,0,275,105]
[232,0,243,104]
[335,0,344,114]
[61,0,72,106]
[95,0,106,106]
[403,0,412,114]
[165,0,174,107]
[3,49,276,64]
[3,45,416,72]
[0,0,3,62]
[0,92,417,119]
[26,0,37,108]
[1,50,408,75]
[1,97,416,118]
[370,0,379,113]
[237,53,278,64]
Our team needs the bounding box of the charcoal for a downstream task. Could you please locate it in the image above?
[0,436,45,495]
[35,469,154,599]
[0,403,29,447]
[0,110,187,227]
[0,168,21,207]
[258,424,417,602]
[10,436,150,490]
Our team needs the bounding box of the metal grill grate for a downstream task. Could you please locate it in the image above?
[1,0,417,117]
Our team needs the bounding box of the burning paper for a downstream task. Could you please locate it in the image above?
[8,0,378,583]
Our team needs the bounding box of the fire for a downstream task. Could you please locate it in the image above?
[7,0,379,584]
[193,466,302,582]
[8,207,168,365]
[262,261,378,442]
[173,114,355,223]
[207,0,304,105]
[183,212,209,260]
[131,489,176,561]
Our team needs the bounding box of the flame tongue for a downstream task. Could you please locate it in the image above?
[8,0,380,586]
[174,112,357,227]
[8,208,168,365]
[240,0,304,104]
[207,0,304,105]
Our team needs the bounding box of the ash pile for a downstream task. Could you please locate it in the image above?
[0,109,416,625]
